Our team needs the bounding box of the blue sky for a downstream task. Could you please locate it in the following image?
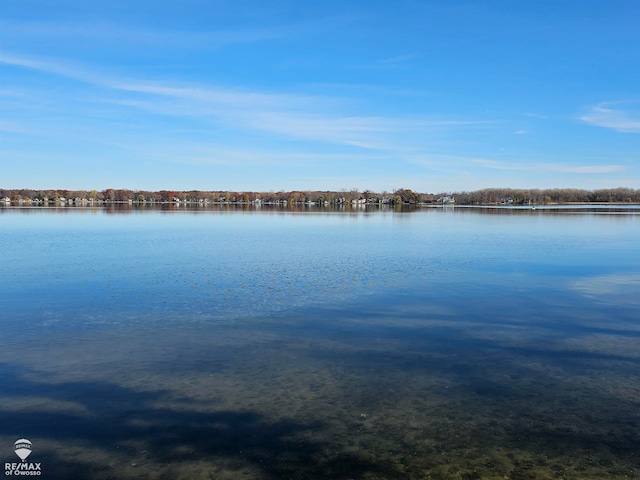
[1,0,639,192]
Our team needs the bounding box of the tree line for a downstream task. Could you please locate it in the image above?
[452,187,640,205]
[1,187,639,206]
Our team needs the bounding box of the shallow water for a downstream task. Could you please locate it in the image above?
[1,206,639,479]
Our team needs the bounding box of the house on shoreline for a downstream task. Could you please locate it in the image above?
[437,195,455,204]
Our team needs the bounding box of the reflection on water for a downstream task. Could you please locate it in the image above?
[1,206,639,479]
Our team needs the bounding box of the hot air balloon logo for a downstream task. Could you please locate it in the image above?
[14,439,32,461]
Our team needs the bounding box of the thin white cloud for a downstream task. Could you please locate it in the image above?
[113,82,321,110]
[101,96,412,149]
[242,113,395,149]
[238,113,491,149]
[0,52,492,152]
[567,165,623,173]
[580,102,640,133]
[0,20,308,49]
[0,121,44,135]
[0,15,361,50]
[410,154,624,174]
[0,53,318,112]
[166,146,387,167]
[473,158,624,174]
[0,52,117,87]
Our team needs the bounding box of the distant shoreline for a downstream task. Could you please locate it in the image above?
[2,187,639,207]
[2,201,639,210]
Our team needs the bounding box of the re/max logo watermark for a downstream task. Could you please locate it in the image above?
[4,440,42,476]
[4,463,42,476]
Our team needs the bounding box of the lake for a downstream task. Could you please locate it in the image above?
[1,205,639,479]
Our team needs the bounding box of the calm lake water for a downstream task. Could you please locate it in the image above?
[1,206,639,479]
